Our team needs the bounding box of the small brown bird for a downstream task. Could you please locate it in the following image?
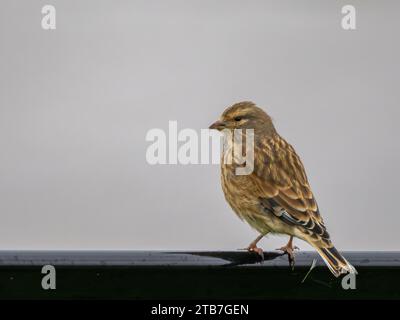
[209,101,356,277]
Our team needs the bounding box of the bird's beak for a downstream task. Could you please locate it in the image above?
[209,120,226,131]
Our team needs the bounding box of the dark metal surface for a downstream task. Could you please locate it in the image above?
[0,250,399,267]
[0,251,399,299]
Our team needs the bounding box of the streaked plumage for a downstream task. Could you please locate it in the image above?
[209,101,356,277]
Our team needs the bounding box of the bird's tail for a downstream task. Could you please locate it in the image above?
[312,244,357,277]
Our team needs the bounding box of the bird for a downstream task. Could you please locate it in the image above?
[209,101,356,277]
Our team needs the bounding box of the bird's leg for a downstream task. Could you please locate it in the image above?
[277,236,299,268]
[246,234,265,259]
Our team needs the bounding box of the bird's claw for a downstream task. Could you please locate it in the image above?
[238,247,265,261]
[239,245,265,261]
[276,245,299,270]
[248,247,264,261]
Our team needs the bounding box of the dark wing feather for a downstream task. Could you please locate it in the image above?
[253,134,330,241]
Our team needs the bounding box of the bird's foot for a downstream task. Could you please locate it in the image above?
[246,244,264,260]
[277,244,299,269]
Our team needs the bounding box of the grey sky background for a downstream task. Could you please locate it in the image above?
[0,1,399,250]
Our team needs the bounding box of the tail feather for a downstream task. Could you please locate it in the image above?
[313,245,357,277]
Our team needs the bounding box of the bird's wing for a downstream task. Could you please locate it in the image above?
[252,134,330,242]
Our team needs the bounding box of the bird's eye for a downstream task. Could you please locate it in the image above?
[234,116,242,122]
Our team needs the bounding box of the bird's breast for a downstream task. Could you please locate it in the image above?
[221,164,260,217]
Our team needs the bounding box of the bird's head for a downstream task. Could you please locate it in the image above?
[209,101,276,136]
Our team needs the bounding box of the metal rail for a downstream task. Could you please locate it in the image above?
[0,251,399,299]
